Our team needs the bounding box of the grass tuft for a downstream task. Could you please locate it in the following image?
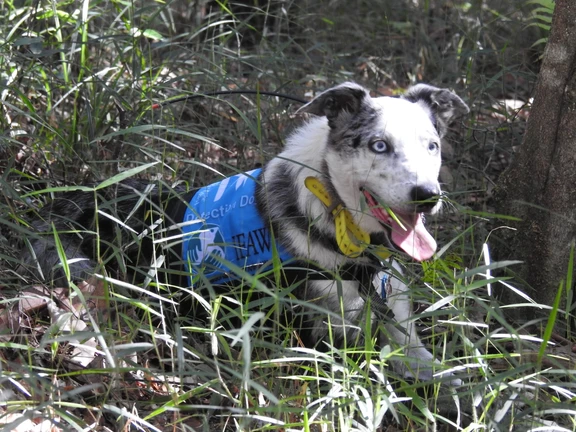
[0,0,574,431]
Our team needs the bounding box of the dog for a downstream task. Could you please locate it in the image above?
[20,82,469,383]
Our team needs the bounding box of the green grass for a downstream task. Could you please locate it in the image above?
[0,0,575,430]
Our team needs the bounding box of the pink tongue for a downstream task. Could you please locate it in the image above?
[363,191,437,261]
[389,213,437,261]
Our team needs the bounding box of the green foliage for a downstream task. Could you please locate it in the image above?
[526,0,555,47]
[0,0,574,431]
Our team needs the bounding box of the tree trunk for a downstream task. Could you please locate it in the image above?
[495,0,576,321]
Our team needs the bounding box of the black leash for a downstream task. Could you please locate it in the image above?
[151,89,308,110]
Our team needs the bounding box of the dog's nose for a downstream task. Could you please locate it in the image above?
[411,185,440,212]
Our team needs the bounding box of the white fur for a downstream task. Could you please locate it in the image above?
[267,97,443,236]
[384,261,462,386]
[260,83,467,384]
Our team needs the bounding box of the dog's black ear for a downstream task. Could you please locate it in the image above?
[403,84,469,137]
[297,82,370,124]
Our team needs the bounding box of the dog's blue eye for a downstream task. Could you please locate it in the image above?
[370,140,390,153]
[428,142,440,154]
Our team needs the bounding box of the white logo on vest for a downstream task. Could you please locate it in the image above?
[188,224,226,269]
[182,169,293,284]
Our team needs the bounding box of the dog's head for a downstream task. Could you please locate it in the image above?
[298,82,469,260]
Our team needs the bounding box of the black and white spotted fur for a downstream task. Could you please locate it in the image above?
[19,82,469,383]
[256,82,468,381]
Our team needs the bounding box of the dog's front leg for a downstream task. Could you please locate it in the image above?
[381,262,461,386]
[300,280,368,347]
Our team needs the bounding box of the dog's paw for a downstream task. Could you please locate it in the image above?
[395,347,462,387]
[434,372,463,388]
[399,365,462,387]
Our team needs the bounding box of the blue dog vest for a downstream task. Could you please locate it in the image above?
[181,168,387,300]
[181,169,293,284]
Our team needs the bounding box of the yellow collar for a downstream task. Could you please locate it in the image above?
[305,176,391,260]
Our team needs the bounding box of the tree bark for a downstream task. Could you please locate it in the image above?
[495,0,576,320]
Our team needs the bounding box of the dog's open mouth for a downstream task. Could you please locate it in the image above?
[362,190,437,261]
